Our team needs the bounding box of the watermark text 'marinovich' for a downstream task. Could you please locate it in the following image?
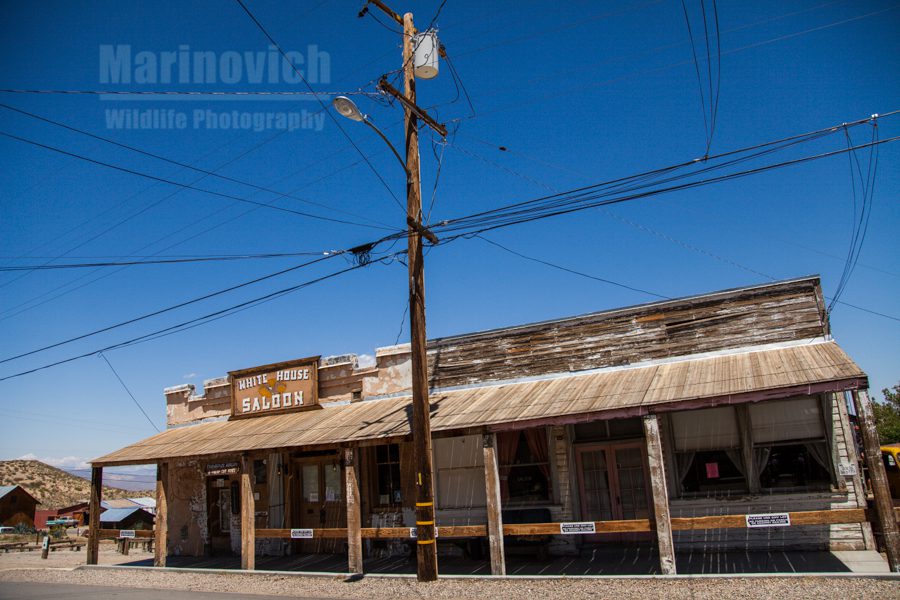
[99,44,330,85]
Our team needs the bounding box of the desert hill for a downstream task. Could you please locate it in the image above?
[0,460,152,509]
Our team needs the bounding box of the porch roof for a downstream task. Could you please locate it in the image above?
[91,340,866,466]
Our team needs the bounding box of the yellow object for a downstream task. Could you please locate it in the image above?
[881,444,900,498]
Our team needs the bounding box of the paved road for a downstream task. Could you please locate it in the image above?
[0,581,327,600]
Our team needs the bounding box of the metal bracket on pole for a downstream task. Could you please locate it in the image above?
[407,216,439,245]
[378,78,448,138]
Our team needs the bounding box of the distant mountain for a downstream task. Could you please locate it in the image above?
[0,460,152,509]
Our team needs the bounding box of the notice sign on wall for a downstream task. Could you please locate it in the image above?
[290,529,314,539]
[746,513,791,528]
[119,530,136,538]
[560,522,597,535]
[229,356,320,418]
[206,462,239,476]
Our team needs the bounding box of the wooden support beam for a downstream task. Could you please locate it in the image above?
[852,389,900,572]
[86,466,102,565]
[240,454,256,570]
[643,414,676,575]
[735,405,760,494]
[832,391,876,549]
[154,462,168,567]
[482,433,506,575]
[344,447,364,574]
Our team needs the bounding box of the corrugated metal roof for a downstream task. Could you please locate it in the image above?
[101,498,139,509]
[98,507,144,523]
[92,341,865,466]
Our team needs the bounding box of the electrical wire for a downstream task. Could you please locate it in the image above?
[235,0,406,213]
[0,130,386,230]
[99,353,161,432]
[0,250,406,382]
[0,89,377,96]
[0,103,395,230]
[681,0,710,151]
[0,250,336,272]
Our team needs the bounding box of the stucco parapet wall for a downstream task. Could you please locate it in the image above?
[164,384,195,395]
[375,344,411,358]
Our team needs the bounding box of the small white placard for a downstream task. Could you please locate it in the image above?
[839,463,858,477]
[409,527,438,538]
[560,522,597,535]
[308,492,318,502]
[746,513,791,528]
[119,530,136,538]
[290,528,314,539]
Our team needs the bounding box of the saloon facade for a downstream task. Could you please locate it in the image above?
[88,276,897,573]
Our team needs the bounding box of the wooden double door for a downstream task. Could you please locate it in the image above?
[575,441,652,542]
[291,455,346,553]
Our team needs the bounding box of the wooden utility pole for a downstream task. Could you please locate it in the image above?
[403,10,439,582]
[86,466,102,565]
[852,389,900,571]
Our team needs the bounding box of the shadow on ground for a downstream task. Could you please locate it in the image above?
[120,544,850,575]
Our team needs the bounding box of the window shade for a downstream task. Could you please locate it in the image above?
[749,396,824,443]
[671,406,739,451]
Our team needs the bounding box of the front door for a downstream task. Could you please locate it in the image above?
[292,456,346,553]
[575,442,651,542]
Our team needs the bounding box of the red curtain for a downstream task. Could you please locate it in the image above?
[497,431,520,502]
[523,428,551,483]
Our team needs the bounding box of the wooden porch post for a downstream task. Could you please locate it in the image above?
[482,433,506,575]
[345,446,364,574]
[735,405,760,494]
[86,466,102,565]
[833,392,875,549]
[241,454,256,570]
[852,389,900,571]
[642,414,676,575]
[154,462,168,567]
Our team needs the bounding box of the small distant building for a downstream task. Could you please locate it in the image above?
[35,501,90,529]
[101,497,157,515]
[98,507,155,530]
[0,485,40,528]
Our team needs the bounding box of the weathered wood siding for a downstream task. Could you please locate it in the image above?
[427,277,827,390]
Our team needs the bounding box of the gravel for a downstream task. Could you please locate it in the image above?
[1,561,897,600]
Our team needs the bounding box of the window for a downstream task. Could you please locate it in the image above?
[498,429,552,503]
[375,444,402,506]
[750,397,833,492]
[670,406,746,497]
[884,452,899,472]
[434,435,486,508]
[759,444,831,489]
[253,459,267,485]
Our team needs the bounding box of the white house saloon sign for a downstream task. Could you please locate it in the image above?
[229,356,320,418]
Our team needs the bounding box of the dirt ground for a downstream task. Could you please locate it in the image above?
[0,545,898,600]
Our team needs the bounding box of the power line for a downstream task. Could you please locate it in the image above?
[0,88,377,96]
[0,130,387,230]
[0,103,393,230]
[0,251,349,365]
[99,353,160,432]
[477,235,669,300]
[0,250,405,382]
[234,0,407,213]
[0,250,334,272]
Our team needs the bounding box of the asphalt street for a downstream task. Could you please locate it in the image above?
[0,582,328,600]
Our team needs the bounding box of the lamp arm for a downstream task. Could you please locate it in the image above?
[363,117,409,176]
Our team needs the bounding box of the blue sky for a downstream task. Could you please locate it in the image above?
[0,0,898,485]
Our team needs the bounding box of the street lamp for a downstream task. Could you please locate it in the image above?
[332,96,407,174]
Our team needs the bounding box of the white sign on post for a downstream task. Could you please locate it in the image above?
[745,513,791,528]
[409,527,439,538]
[290,528,314,539]
[119,530,136,539]
[838,463,858,477]
[559,522,597,535]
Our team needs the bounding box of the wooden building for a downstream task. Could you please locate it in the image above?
[35,501,89,529]
[98,507,155,531]
[0,485,39,529]
[88,276,899,573]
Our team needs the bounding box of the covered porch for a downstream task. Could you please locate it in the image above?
[87,340,900,575]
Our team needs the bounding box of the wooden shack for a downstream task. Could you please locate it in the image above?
[88,276,899,573]
[0,485,39,529]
